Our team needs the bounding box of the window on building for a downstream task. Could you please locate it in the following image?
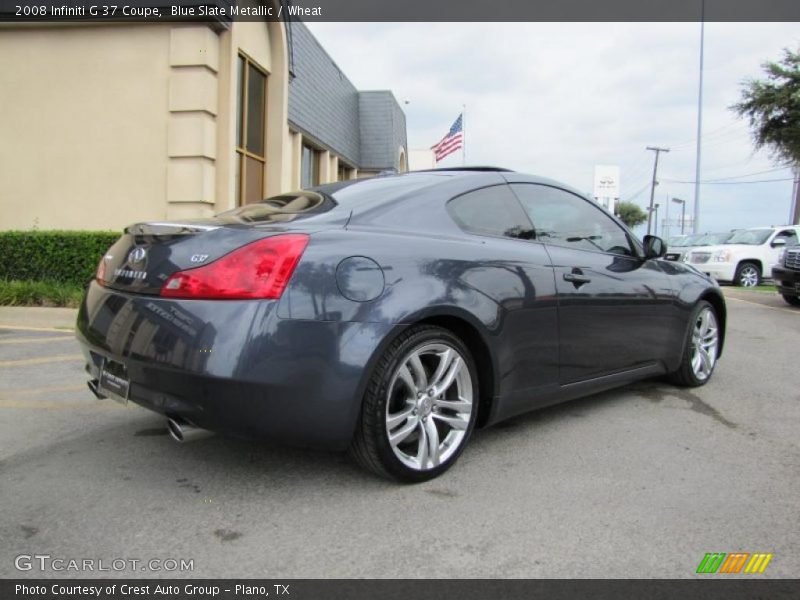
[511,184,634,255]
[236,54,267,205]
[447,185,535,240]
[301,143,320,188]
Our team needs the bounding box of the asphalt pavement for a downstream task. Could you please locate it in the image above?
[1,294,798,578]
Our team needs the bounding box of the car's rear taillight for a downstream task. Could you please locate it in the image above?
[160,234,309,300]
[96,255,108,285]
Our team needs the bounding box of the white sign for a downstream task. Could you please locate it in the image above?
[593,165,620,199]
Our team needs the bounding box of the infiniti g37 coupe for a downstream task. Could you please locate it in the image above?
[76,168,726,481]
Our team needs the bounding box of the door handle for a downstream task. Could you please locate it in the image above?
[563,270,591,287]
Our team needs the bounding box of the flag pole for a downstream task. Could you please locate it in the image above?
[462,104,466,166]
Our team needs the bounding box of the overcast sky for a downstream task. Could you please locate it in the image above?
[307,22,799,236]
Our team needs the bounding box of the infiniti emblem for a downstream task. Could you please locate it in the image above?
[128,247,147,264]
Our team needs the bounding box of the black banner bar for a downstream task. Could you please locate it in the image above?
[3,579,800,600]
[1,0,800,22]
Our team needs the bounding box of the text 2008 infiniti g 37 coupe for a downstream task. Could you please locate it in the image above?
[77,168,725,481]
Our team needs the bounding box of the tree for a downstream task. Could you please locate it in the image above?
[615,201,648,228]
[732,47,800,223]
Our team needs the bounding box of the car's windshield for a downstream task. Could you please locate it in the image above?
[668,236,687,246]
[696,232,736,246]
[726,229,773,245]
[673,234,704,247]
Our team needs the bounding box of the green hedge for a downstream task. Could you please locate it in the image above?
[0,230,120,286]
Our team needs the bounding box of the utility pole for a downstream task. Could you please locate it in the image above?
[646,146,670,236]
[792,168,800,225]
[653,204,660,236]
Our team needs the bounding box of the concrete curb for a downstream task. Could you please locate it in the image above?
[0,306,78,331]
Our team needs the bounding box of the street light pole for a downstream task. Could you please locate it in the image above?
[693,0,706,234]
[646,146,670,236]
[672,197,686,234]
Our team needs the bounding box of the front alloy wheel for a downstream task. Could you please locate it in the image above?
[668,300,720,387]
[690,306,719,382]
[350,325,478,482]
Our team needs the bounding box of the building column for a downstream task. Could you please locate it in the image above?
[166,25,219,220]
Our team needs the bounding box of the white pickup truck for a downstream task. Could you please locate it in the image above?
[684,226,800,287]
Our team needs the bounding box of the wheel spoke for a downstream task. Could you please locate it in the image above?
[386,403,415,430]
[408,353,428,391]
[423,418,440,467]
[415,421,429,467]
[432,411,469,430]
[396,365,418,396]
[433,397,471,414]
[431,356,462,397]
[389,416,418,447]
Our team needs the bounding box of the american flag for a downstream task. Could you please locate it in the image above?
[431,114,463,162]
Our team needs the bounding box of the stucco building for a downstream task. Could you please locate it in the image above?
[0,4,408,231]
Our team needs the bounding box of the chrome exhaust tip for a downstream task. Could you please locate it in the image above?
[87,379,107,400]
[166,417,213,443]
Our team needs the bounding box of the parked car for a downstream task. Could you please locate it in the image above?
[664,233,705,262]
[772,244,800,306]
[664,231,737,263]
[76,169,726,481]
[684,226,800,287]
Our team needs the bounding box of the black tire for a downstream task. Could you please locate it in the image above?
[734,261,761,287]
[782,294,800,307]
[349,325,479,482]
[667,300,720,388]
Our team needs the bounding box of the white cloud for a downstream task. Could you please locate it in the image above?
[307,21,800,234]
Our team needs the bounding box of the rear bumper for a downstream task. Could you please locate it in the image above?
[772,266,800,296]
[76,282,401,450]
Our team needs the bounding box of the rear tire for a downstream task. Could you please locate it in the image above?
[734,262,761,287]
[667,300,720,388]
[782,294,800,307]
[349,325,479,482]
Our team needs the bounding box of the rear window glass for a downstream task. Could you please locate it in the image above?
[218,191,333,224]
[447,185,534,240]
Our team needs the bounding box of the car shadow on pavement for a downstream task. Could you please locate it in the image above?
[1,377,699,495]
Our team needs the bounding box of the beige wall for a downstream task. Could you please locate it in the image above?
[0,11,357,233]
[0,25,174,231]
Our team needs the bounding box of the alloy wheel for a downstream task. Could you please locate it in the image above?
[384,342,473,471]
[738,266,759,287]
[691,307,719,381]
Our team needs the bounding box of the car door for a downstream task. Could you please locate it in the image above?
[510,183,676,384]
[445,184,560,395]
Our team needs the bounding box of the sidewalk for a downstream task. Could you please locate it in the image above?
[0,306,78,330]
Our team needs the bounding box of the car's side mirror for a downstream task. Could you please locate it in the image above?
[643,235,666,259]
[771,238,787,248]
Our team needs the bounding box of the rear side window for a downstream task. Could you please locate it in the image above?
[447,185,534,240]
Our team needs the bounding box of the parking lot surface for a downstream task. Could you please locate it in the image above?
[1,295,798,578]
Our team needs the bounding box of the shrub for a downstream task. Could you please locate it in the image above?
[0,279,86,308]
[0,230,120,286]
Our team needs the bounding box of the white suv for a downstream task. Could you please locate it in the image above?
[684,226,800,287]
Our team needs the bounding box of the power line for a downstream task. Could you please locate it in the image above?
[662,166,790,183]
